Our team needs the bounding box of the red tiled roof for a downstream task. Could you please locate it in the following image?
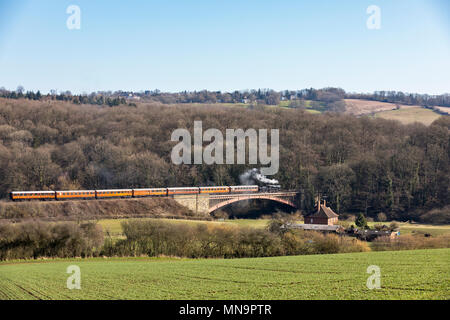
[309,204,339,219]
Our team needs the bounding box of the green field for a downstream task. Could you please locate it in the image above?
[0,249,448,299]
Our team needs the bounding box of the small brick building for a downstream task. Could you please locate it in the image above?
[305,200,339,225]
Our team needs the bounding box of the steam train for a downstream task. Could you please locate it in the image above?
[9,185,269,201]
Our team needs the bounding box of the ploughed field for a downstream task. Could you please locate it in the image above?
[0,249,448,300]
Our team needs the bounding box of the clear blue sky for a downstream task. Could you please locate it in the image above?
[0,0,449,94]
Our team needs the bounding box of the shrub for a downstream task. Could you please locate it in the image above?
[105,220,369,259]
[355,213,368,229]
[376,212,387,222]
[278,230,369,256]
[374,223,389,231]
[0,220,103,260]
[212,210,229,220]
[389,222,399,231]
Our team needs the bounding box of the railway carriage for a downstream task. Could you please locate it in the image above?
[56,190,96,200]
[199,186,230,194]
[10,191,56,201]
[167,187,199,195]
[132,188,167,197]
[96,189,133,199]
[230,185,259,193]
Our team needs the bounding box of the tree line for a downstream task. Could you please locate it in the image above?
[0,87,126,107]
[2,86,449,108]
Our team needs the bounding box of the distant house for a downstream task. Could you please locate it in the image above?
[304,200,339,225]
[127,93,141,100]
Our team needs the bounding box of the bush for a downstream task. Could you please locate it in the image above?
[376,212,387,222]
[279,230,370,255]
[212,210,229,220]
[355,213,368,229]
[103,219,369,259]
[0,220,104,260]
[389,222,399,231]
[106,220,280,258]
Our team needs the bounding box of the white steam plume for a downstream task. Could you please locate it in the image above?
[239,168,279,185]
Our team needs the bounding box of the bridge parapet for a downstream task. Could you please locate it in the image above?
[209,192,298,200]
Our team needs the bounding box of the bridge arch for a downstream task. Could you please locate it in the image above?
[208,195,297,214]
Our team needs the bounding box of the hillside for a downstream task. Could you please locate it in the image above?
[0,98,449,222]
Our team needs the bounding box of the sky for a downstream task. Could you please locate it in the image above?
[0,0,449,95]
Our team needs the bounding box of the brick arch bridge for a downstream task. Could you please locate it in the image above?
[171,192,299,215]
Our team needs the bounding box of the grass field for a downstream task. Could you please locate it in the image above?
[374,107,441,125]
[0,249,448,300]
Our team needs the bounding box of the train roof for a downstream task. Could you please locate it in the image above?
[96,189,133,192]
[56,190,95,193]
[133,188,166,190]
[11,191,55,194]
[229,185,258,188]
[167,187,199,190]
[199,186,228,188]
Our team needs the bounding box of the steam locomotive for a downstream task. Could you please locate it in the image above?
[9,185,265,201]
